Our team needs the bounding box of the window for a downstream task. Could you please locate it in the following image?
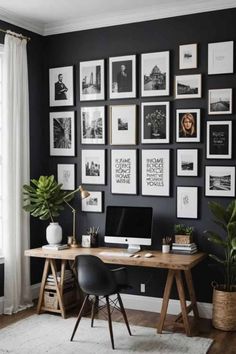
[0,44,3,256]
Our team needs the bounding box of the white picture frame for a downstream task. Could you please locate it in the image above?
[176,109,200,143]
[110,105,136,145]
[206,121,232,159]
[79,59,105,101]
[81,106,105,144]
[177,186,198,219]
[50,111,75,156]
[177,149,198,177]
[175,74,201,99]
[179,43,197,69]
[49,66,74,107]
[208,41,234,75]
[208,88,232,115]
[81,191,103,213]
[205,166,235,197]
[57,164,75,190]
[81,149,105,185]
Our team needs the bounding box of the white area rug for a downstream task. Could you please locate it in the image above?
[0,314,213,354]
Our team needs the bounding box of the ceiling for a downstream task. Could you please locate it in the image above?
[0,0,235,36]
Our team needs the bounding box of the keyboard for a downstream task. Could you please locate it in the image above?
[98,251,132,258]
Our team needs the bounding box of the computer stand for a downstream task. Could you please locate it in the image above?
[127,244,141,254]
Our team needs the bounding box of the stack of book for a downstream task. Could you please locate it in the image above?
[42,244,69,250]
[171,242,198,254]
[46,269,74,289]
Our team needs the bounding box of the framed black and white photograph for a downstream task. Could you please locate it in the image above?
[208,41,234,75]
[141,51,169,96]
[81,106,105,144]
[57,164,75,190]
[80,59,105,101]
[207,121,232,159]
[109,55,136,99]
[177,186,198,219]
[111,149,137,195]
[205,166,235,197]
[175,74,201,99]
[176,109,200,143]
[50,111,75,156]
[81,191,103,212]
[177,149,198,176]
[110,105,136,145]
[179,43,197,69]
[49,66,74,107]
[142,149,170,196]
[141,102,169,144]
[208,88,232,115]
[81,149,105,185]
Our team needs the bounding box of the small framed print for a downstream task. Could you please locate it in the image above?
[175,74,201,99]
[205,166,235,197]
[81,191,103,213]
[142,149,170,196]
[50,111,75,156]
[141,102,169,144]
[111,149,137,195]
[109,55,136,99]
[57,164,75,190]
[177,186,198,219]
[79,59,105,101]
[141,51,169,96]
[49,66,74,107]
[110,105,136,145]
[206,121,232,159]
[177,149,198,177]
[176,109,200,143]
[81,149,105,185]
[208,41,234,75]
[208,88,232,115]
[81,106,105,144]
[179,44,197,69]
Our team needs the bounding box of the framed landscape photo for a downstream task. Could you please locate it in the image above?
[141,51,169,96]
[49,66,74,107]
[109,55,136,99]
[111,149,137,195]
[205,166,235,197]
[57,164,75,190]
[177,186,198,219]
[142,149,170,196]
[175,74,201,99]
[80,59,105,101]
[177,149,198,176]
[176,109,200,143]
[141,102,169,144]
[110,105,136,145]
[208,41,234,75]
[81,149,105,185]
[208,88,232,115]
[81,191,103,213]
[179,43,197,69]
[206,121,232,159]
[50,111,75,156]
[81,106,105,144]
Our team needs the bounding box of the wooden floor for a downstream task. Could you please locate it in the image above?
[0,304,235,353]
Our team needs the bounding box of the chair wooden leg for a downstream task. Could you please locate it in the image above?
[70,294,89,341]
[106,296,115,350]
[91,296,99,327]
[117,293,131,335]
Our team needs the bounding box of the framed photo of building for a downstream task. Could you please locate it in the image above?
[179,43,197,69]
[81,106,105,144]
[206,121,232,159]
[111,149,137,195]
[208,41,234,75]
[109,55,136,99]
[177,186,198,219]
[49,66,74,107]
[57,164,75,190]
[50,111,75,156]
[177,149,198,176]
[80,59,105,101]
[176,109,200,143]
[208,88,232,115]
[175,74,201,99]
[141,102,169,144]
[142,149,170,196]
[81,191,103,212]
[81,149,105,185]
[110,105,136,145]
[205,166,235,197]
[141,51,169,96]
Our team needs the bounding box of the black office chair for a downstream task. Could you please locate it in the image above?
[70,255,131,349]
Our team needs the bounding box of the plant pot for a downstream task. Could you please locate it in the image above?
[162,244,170,253]
[46,222,62,245]
[212,286,236,331]
[175,234,193,244]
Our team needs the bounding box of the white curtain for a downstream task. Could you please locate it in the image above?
[2,31,32,314]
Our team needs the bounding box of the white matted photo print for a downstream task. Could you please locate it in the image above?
[177,149,198,176]
[81,106,105,144]
[57,164,75,190]
[205,166,235,197]
[176,109,200,143]
[81,191,103,212]
[175,74,201,99]
[49,66,74,107]
[80,59,104,101]
[206,121,232,159]
[81,149,105,185]
[110,105,136,145]
[208,88,232,115]
[50,111,75,156]
[179,43,197,69]
[177,186,198,219]
[208,41,234,75]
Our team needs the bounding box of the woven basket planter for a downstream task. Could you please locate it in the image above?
[212,285,236,331]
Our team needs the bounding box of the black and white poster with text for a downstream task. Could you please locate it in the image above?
[111,150,137,194]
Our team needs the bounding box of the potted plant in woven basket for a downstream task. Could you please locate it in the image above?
[205,200,236,331]
[174,224,194,244]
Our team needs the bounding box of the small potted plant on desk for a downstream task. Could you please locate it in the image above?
[174,223,194,244]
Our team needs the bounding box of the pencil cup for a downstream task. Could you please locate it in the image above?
[162,244,170,253]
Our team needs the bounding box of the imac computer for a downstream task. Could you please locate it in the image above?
[105,206,153,254]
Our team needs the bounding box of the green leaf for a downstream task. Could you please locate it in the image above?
[208,201,228,225]
[231,237,236,250]
[206,231,227,247]
[209,254,225,264]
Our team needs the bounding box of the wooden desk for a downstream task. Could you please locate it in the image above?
[25,247,206,336]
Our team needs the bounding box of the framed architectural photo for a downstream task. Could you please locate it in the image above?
[81,106,105,144]
[50,111,75,156]
[111,149,137,195]
[208,41,234,75]
[205,166,235,197]
[141,102,169,144]
[175,74,201,99]
[79,59,104,101]
[177,186,198,219]
[81,149,105,185]
[208,88,232,115]
[176,109,200,143]
[109,55,136,99]
[177,149,198,176]
[141,51,169,96]
[142,149,170,196]
[49,66,74,107]
[81,191,103,212]
[179,44,197,69]
[206,121,232,159]
[57,164,75,190]
[110,105,136,145]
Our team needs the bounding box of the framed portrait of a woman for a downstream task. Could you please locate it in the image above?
[176,109,200,143]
